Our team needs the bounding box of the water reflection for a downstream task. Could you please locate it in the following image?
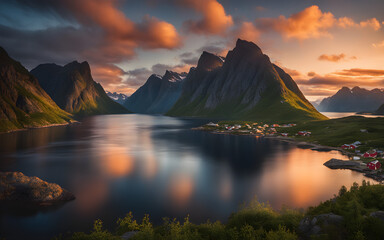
[0,114,373,240]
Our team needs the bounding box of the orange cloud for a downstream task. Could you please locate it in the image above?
[257,5,336,40]
[360,18,381,31]
[337,17,356,28]
[257,5,381,40]
[91,64,126,84]
[307,71,316,77]
[234,21,260,42]
[66,0,181,51]
[181,0,233,35]
[334,68,384,77]
[318,53,357,62]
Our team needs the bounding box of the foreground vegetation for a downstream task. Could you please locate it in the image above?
[56,182,384,240]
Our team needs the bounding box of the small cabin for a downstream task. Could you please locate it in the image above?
[367,160,381,170]
[363,151,378,158]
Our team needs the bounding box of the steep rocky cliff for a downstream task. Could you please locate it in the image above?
[167,39,325,122]
[0,47,72,132]
[31,62,129,116]
[124,70,185,114]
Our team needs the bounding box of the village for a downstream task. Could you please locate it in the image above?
[201,121,384,181]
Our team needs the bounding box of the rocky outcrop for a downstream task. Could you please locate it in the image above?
[31,61,129,116]
[323,158,361,169]
[299,213,344,239]
[124,70,185,114]
[0,172,75,204]
[0,47,72,132]
[167,39,325,122]
[318,86,384,112]
[370,211,384,221]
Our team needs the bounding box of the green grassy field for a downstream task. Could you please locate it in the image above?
[279,116,384,151]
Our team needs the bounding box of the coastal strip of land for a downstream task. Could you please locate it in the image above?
[194,116,384,182]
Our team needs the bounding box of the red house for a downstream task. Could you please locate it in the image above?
[367,160,381,170]
[341,144,357,150]
[363,151,378,158]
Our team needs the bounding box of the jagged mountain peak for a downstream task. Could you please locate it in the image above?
[31,61,128,116]
[196,51,224,71]
[168,39,324,122]
[235,38,263,54]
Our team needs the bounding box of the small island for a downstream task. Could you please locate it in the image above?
[0,172,75,205]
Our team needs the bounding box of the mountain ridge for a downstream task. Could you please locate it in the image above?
[318,86,384,112]
[0,47,72,132]
[124,70,185,114]
[167,39,325,122]
[31,61,129,117]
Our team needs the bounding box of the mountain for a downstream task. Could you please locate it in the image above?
[0,47,72,132]
[106,91,128,105]
[167,39,325,122]
[31,62,129,116]
[318,87,384,112]
[375,104,384,115]
[124,70,185,114]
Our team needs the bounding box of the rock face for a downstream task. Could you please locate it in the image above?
[124,70,185,114]
[370,211,384,221]
[299,213,344,239]
[106,91,128,105]
[323,158,361,169]
[318,86,384,112]
[0,47,72,133]
[167,39,325,122]
[375,104,384,115]
[31,61,129,116]
[0,172,75,203]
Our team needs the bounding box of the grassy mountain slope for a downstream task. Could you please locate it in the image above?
[167,39,326,123]
[0,47,72,133]
[31,62,129,117]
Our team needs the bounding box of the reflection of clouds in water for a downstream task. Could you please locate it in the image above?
[219,168,232,200]
[101,145,135,177]
[255,148,369,208]
[73,177,108,215]
[168,173,194,207]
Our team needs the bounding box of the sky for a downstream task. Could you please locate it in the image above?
[0,0,383,101]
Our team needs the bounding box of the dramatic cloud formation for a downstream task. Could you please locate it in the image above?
[91,64,127,85]
[257,5,382,40]
[0,0,184,94]
[181,0,233,35]
[257,6,336,40]
[318,53,357,62]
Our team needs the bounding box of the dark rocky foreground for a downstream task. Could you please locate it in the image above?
[0,172,75,204]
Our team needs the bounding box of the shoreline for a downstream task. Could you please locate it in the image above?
[0,121,79,135]
[193,126,383,182]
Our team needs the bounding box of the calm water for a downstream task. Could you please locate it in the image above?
[321,112,382,119]
[0,114,371,240]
